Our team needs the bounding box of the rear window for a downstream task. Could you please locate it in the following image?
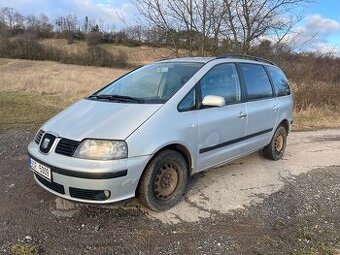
[266,66,291,96]
[239,63,273,100]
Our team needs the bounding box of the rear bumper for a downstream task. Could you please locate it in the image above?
[27,141,151,204]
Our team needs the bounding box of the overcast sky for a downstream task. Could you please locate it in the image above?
[1,0,340,53]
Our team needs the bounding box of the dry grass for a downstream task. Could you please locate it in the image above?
[293,107,340,131]
[0,58,128,98]
[104,44,190,65]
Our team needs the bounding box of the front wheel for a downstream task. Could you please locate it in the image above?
[262,126,287,161]
[138,149,188,211]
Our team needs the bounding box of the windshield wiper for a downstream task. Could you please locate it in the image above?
[88,94,143,103]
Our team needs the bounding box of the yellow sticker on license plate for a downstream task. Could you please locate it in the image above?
[30,158,51,181]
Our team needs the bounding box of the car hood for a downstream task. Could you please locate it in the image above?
[42,99,162,141]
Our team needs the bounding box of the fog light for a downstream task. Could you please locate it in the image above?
[104,190,110,198]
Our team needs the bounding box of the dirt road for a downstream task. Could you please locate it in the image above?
[0,129,339,254]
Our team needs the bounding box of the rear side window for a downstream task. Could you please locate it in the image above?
[266,66,291,96]
[199,63,241,105]
[239,63,273,100]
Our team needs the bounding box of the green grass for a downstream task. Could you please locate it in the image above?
[0,58,10,65]
[0,91,72,132]
[10,243,39,255]
[292,244,336,255]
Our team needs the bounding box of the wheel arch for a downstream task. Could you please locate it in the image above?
[277,119,290,134]
[135,143,193,197]
[161,144,193,173]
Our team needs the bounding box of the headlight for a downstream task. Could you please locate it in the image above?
[73,140,127,160]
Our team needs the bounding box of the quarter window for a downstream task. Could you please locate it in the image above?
[199,63,241,105]
[239,63,273,100]
[178,88,196,112]
[266,66,291,96]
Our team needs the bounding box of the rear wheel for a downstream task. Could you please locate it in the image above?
[263,126,287,161]
[138,149,188,211]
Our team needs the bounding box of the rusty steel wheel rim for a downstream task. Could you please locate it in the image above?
[275,134,284,153]
[154,163,179,201]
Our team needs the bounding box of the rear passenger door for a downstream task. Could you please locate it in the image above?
[238,63,278,151]
[197,63,248,171]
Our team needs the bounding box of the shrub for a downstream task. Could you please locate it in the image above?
[113,48,128,67]
[0,36,127,68]
[69,45,127,68]
[0,34,66,61]
[0,36,12,57]
[85,31,102,46]
[11,35,47,59]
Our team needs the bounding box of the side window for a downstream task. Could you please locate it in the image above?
[178,88,196,112]
[266,66,291,96]
[199,63,241,105]
[239,63,273,100]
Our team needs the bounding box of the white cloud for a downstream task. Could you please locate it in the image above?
[310,42,340,55]
[305,14,340,35]
[268,14,340,55]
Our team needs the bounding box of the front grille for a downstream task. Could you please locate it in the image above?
[34,130,45,144]
[55,138,80,156]
[35,174,65,194]
[69,187,110,201]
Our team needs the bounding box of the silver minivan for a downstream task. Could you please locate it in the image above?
[27,55,293,211]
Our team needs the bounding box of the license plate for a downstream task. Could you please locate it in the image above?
[29,158,51,181]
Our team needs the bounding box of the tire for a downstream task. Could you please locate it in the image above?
[138,149,188,211]
[262,126,287,161]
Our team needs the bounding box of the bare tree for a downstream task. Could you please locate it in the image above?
[83,16,89,33]
[134,0,311,55]
[133,0,182,55]
[26,14,53,37]
[166,0,226,55]
[0,7,24,34]
[223,0,313,53]
[133,0,228,56]
[54,14,78,43]
[123,25,145,44]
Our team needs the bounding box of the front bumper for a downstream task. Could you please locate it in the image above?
[27,141,151,204]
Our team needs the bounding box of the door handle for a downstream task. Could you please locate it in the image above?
[273,105,279,112]
[238,112,247,118]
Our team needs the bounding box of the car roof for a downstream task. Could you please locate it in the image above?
[157,57,214,63]
[157,55,277,67]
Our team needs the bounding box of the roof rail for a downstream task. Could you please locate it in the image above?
[156,57,173,62]
[216,53,276,66]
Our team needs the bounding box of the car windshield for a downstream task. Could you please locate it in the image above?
[91,62,204,104]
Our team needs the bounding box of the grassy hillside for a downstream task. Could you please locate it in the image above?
[0,58,127,131]
[0,58,126,97]
[41,39,190,66]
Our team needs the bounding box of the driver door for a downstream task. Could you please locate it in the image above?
[197,63,248,171]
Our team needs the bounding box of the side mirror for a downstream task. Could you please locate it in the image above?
[202,95,225,107]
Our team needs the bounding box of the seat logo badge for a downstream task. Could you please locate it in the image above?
[42,138,51,149]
